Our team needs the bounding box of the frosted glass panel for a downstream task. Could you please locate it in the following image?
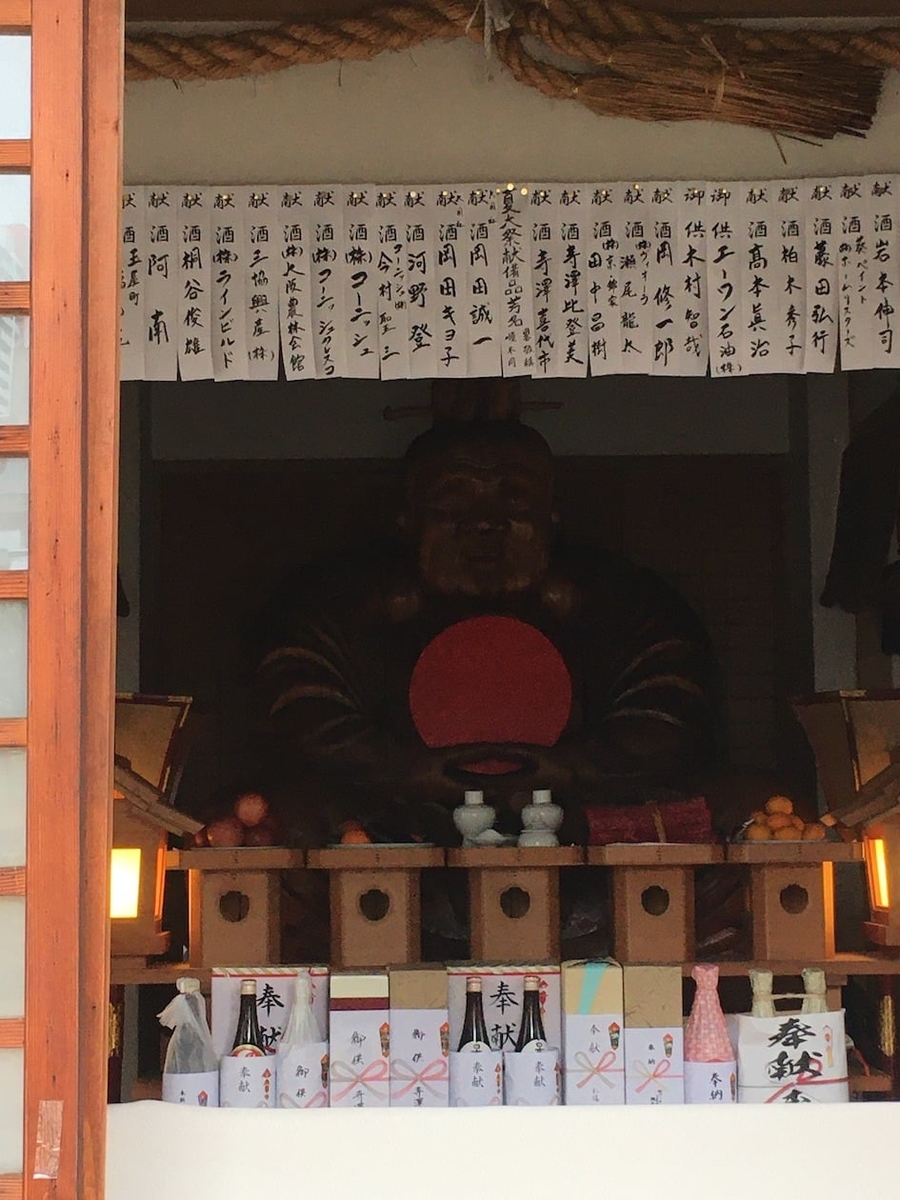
[0,1049,23,1173]
[0,749,25,867]
[0,602,26,717]
[0,897,24,1017]
[0,316,28,423]
[0,458,27,569]
[0,175,29,281]
[0,37,30,138]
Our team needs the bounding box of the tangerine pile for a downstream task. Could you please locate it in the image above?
[743,795,827,842]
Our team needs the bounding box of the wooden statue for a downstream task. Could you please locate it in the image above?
[252,379,721,853]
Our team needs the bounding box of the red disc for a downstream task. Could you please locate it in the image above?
[409,616,572,750]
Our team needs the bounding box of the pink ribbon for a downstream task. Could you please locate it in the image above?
[765,1069,849,1104]
[574,1050,623,1090]
[329,1058,390,1103]
[391,1057,450,1100]
[634,1057,682,1095]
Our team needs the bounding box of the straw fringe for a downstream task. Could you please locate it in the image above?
[124,0,899,140]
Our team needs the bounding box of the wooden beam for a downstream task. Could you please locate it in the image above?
[0,719,26,746]
[0,1177,23,1200]
[0,283,29,314]
[0,0,29,32]
[0,429,28,455]
[0,1018,25,1048]
[124,0,900,20]
[0,867,25,895]
[0,573,27,599]
[0,142,30,173]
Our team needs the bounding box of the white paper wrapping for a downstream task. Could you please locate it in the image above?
[503,1048,560,1106]
[161,1070,219,1107]
[449,1049,503,1107]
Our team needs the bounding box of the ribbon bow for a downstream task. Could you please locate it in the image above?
[573,1050,621,1090]
[634,1057,682,1095]
[391,1058,450,1100]
[329,1058,390,1103]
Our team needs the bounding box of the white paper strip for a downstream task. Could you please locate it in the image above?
[737,182,781,375]
[432,186,467,378]
[464,184,501,378]
[119,188,146,381]
[529,184,558,378]
[342,186,379,378]
[404,186,438,379]
[374,186,409,381]
[867,174,900,369]
[645,181,708,376]
[177,188,214,381]
[769,180,807,373]
[678,183,710,374]
[837,175,872,372]
[309,185,347,379]
[615,182,655,373]
[555,184,588,376]
[239,186,280,381]
[142,187,179,381]
[706,182,743,378]
[210,188,248,382]
[497,184,534,377]
[277,187,315,381]
[587,185,623,376]
[804,179,840,372]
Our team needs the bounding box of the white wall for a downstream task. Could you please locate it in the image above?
[120,32,900,686]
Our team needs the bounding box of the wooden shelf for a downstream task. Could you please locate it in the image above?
[588,843,724,866]
[447,846,584,868]
[307,846,445,870]
[726,841,863,864]
[166,847,305,871]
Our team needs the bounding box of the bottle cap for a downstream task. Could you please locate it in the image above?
[465,976,483,991]
[523,975,540,990]
[239,979,257,996]
[464,790,485,806]
[532,789,552,804]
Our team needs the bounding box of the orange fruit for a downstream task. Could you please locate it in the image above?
[745,823,771,841]
[801,823,827,842]
[790,815,805,831]
[750,810,769,826]
[767,813,794,831]
[765,795,794,816]
[774,826,800,840]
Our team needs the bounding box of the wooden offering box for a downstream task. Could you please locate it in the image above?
[447,846,583,962]
[307,845,445,969]
[587,843,723,963]
[726,840,863,962]
[166,847,305,968]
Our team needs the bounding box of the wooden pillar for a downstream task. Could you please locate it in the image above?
[308,846,444,969]
[726,841,862,963]
[168,847,305,968]
[589,844,722,964]
[448,847,583,962]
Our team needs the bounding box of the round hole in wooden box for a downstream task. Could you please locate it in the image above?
[358,888,391,922]
[641,885,670,916]
[780,883,809,915]
[499,886,531,919]
[219,889,251,923]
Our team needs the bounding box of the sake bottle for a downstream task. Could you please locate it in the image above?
[457,976,490,1051]
[513,975,547,1051]
[230,978,266,1057]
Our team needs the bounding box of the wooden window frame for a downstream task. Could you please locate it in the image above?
[0,0,123,1195]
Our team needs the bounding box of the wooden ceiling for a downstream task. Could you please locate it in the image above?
[125,0,900,21]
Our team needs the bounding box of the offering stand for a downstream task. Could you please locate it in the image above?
[165,847,305,968]
[446,846,584,961]
[725,840,863,962]
[306,845,445,968]
[588,843,724,964]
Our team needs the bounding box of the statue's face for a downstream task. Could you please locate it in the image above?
[406,437,555,598]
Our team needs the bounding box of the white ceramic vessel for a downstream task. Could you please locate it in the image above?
[453,790,497,846]
[518,789,563,847]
